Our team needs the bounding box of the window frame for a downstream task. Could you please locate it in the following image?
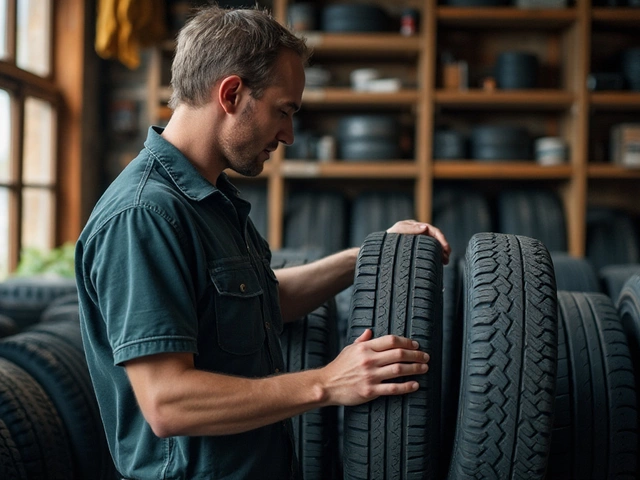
[0,0,86,275]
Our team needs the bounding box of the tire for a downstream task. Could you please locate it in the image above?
[344,232,443,480]
[432,187,493,257]
[271,250,340,480]
[349,192,414,248]
[548,291,638,479]
[0,277,77,329]
[281,301,340,480]
[440,255,464,473]
[0,314,18,339]
[0,328,115,480]
[551,252,601,293]
[601,264,640,302]
[0,357,74,479]
[616,274,640,477]
[0,418,27,479]
[448,232,558,480]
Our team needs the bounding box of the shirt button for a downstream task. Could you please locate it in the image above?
[275,368,280,373]
[239,283,246,293]
[265,322,271,329]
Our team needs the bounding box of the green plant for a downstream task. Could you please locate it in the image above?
[14,242,76,278]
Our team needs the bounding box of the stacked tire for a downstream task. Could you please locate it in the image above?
[0,282,116,479]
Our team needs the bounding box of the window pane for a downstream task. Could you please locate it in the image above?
[21,187,53,252]
[0,89,9,182]
[0,0,7,60]
[17,0,51,76]
[23,96,55,184]
[0,188,8,280]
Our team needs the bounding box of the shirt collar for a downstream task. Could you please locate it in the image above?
[143,126,235,202]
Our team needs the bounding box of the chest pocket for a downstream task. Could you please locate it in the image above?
[210,263,265,355]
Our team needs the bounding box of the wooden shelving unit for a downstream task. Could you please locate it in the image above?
[147,0,640,256]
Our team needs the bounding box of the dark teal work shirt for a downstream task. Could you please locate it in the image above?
[75,127,297,479]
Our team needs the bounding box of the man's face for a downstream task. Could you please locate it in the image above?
[221,49,305,177]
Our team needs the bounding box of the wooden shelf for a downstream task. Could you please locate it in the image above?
[281,161,418,179]
[435,89,574,110]
[592,8,640,26]
[302,88,419,108]
[588,163,640,179]
[301,33,421,57]
[437,7,577,28]
[589,92,640,110]
[434,161,572,179]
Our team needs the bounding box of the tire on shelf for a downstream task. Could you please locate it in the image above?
[343,232,443,480]
[448,232,558,480]
[270,250,340,480]
[616,273,640,477]
[601,264,640,302]
[551,252,601,293]
[0,357,73,479]
[548,291,638,479]
[0,326,115,480]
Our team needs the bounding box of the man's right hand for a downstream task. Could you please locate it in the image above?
[318,329,430,407]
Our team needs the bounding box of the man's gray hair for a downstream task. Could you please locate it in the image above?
[169,5,310,109]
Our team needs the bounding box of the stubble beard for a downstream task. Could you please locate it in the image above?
[224,98,266,178]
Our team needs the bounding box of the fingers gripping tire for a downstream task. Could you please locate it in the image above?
[448,233,558,480]
[343,232,443,480]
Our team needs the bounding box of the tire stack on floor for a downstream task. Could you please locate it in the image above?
[0,278,116,479]
[336,231,639,479]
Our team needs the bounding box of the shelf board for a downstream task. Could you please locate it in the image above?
[281,161,418,179]
[588,163,640,179]
[435,89,574,110]
[301,33,421,57]
[437,7,577,28]
[302,88,419,108]
[592,8,640,26]
[589,92,640,110]
[433,161,572,179]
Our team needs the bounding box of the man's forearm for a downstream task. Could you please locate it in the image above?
[275,247,359,322]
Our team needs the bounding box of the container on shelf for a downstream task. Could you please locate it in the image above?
[535,137,569,166]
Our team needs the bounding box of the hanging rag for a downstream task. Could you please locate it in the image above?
[95,0,166,69]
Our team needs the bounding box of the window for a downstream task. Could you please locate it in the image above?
[0,0,57,279]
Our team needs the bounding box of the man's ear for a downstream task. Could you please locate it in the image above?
[218,75,244,114]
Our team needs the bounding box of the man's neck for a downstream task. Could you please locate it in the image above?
[161,105,225,186]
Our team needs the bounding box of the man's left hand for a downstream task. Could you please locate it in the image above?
[386,220,451,265]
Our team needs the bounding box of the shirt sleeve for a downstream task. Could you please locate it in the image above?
[84,205,199,365]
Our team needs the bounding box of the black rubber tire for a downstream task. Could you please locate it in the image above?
[27,318,85,353]
[498,190,567,253]
[0,357,73,479]
[349,192,414,248]
[0,418,27,479]
[448,232,558,480]
[551,252,601,293]
[281,301,340,480]
[271,250,340,480]
[0,327,114,480]
[601,264,640,302]
[439,255,464,474]
[0,314,18,339]
[40,303,80,323]
[616,274,640,477]
[343,232,443,480]
[0,277,77,329]
[284,191,347,254]
[548,291,638,479]
[586,207,640,271]
[432,187,493,257]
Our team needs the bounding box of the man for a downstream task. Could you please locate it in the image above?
[76,5,450,479]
